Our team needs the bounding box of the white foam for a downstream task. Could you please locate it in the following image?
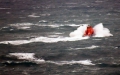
[39,20,48,23]
[8,23,85,29]
[9,53,35,60]
[69,24,88,37]
[7,53,94,65]
[30,36,89,43]
[38,24,84,28]
[8,53,45,64]
[0,36,89,45]
[28,13,40,18]
[47,35,61,38]
[47,60,94,65]
[8,23,34,30]
[68,24,84,27]
[68,45,99,50]
[10,23,34,26]
[93,23,113,37]
[92,39,102,40]
[0,40,31,45]
[85,45,99,49]
[18,27,31,30]
[38,24,64,28]
[54,32,64,34]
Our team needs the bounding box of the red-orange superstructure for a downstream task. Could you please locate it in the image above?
[83,25,94,36]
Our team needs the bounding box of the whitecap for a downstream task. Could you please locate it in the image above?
[0,40,31,45]
[68,24,85,27]
[8,23,33,30]
[30,36,89,43]
[37,24,85,28]
[18,27,31,30]
[85,45,99,49]
[0,36,89,45]
[6,53,94,65]
[10,23,34,26]
[68,45,99,50]
[69,24,88,37]
[9,53,35,60]
[92,39,102,40]
[37,24,64,28]
[47,60,94,65]
[54,32,64,34]
[93,23,113,37]
[8,53,45,64]
[47,35,61,38]
[39,20,48,23]
[28,13,40,18]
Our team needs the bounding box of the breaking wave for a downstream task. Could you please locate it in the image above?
[68,45,99,50]
[1,53,94,66]
[47,60,94,65]
[6,53,45,64]
[0,36,89,45]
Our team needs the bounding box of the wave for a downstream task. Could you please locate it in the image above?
[28,13,40,18]
[1,60,94,66]
[2,53,94,66]
[3,53,120,67]
[47,60,94,65]
[10,23,34,26]
[68,45,99,50]
[0,23,80,31]
[0,22,87,31]
[35,23,81,28]
[0,36,89,45]
[9,22,84,27]
[0,23,33,31]
[5,53,45,64]
[93,23,113,37]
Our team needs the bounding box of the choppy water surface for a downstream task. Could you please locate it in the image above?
[0,0,120,75]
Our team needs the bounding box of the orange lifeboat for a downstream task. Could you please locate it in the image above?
[83,25,94,36]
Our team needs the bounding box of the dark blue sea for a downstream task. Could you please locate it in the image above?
[0,0,120,75]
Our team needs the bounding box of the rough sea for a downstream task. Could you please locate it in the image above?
[0,0,120,75]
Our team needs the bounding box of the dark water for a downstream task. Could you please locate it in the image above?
[0,0,120,75]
